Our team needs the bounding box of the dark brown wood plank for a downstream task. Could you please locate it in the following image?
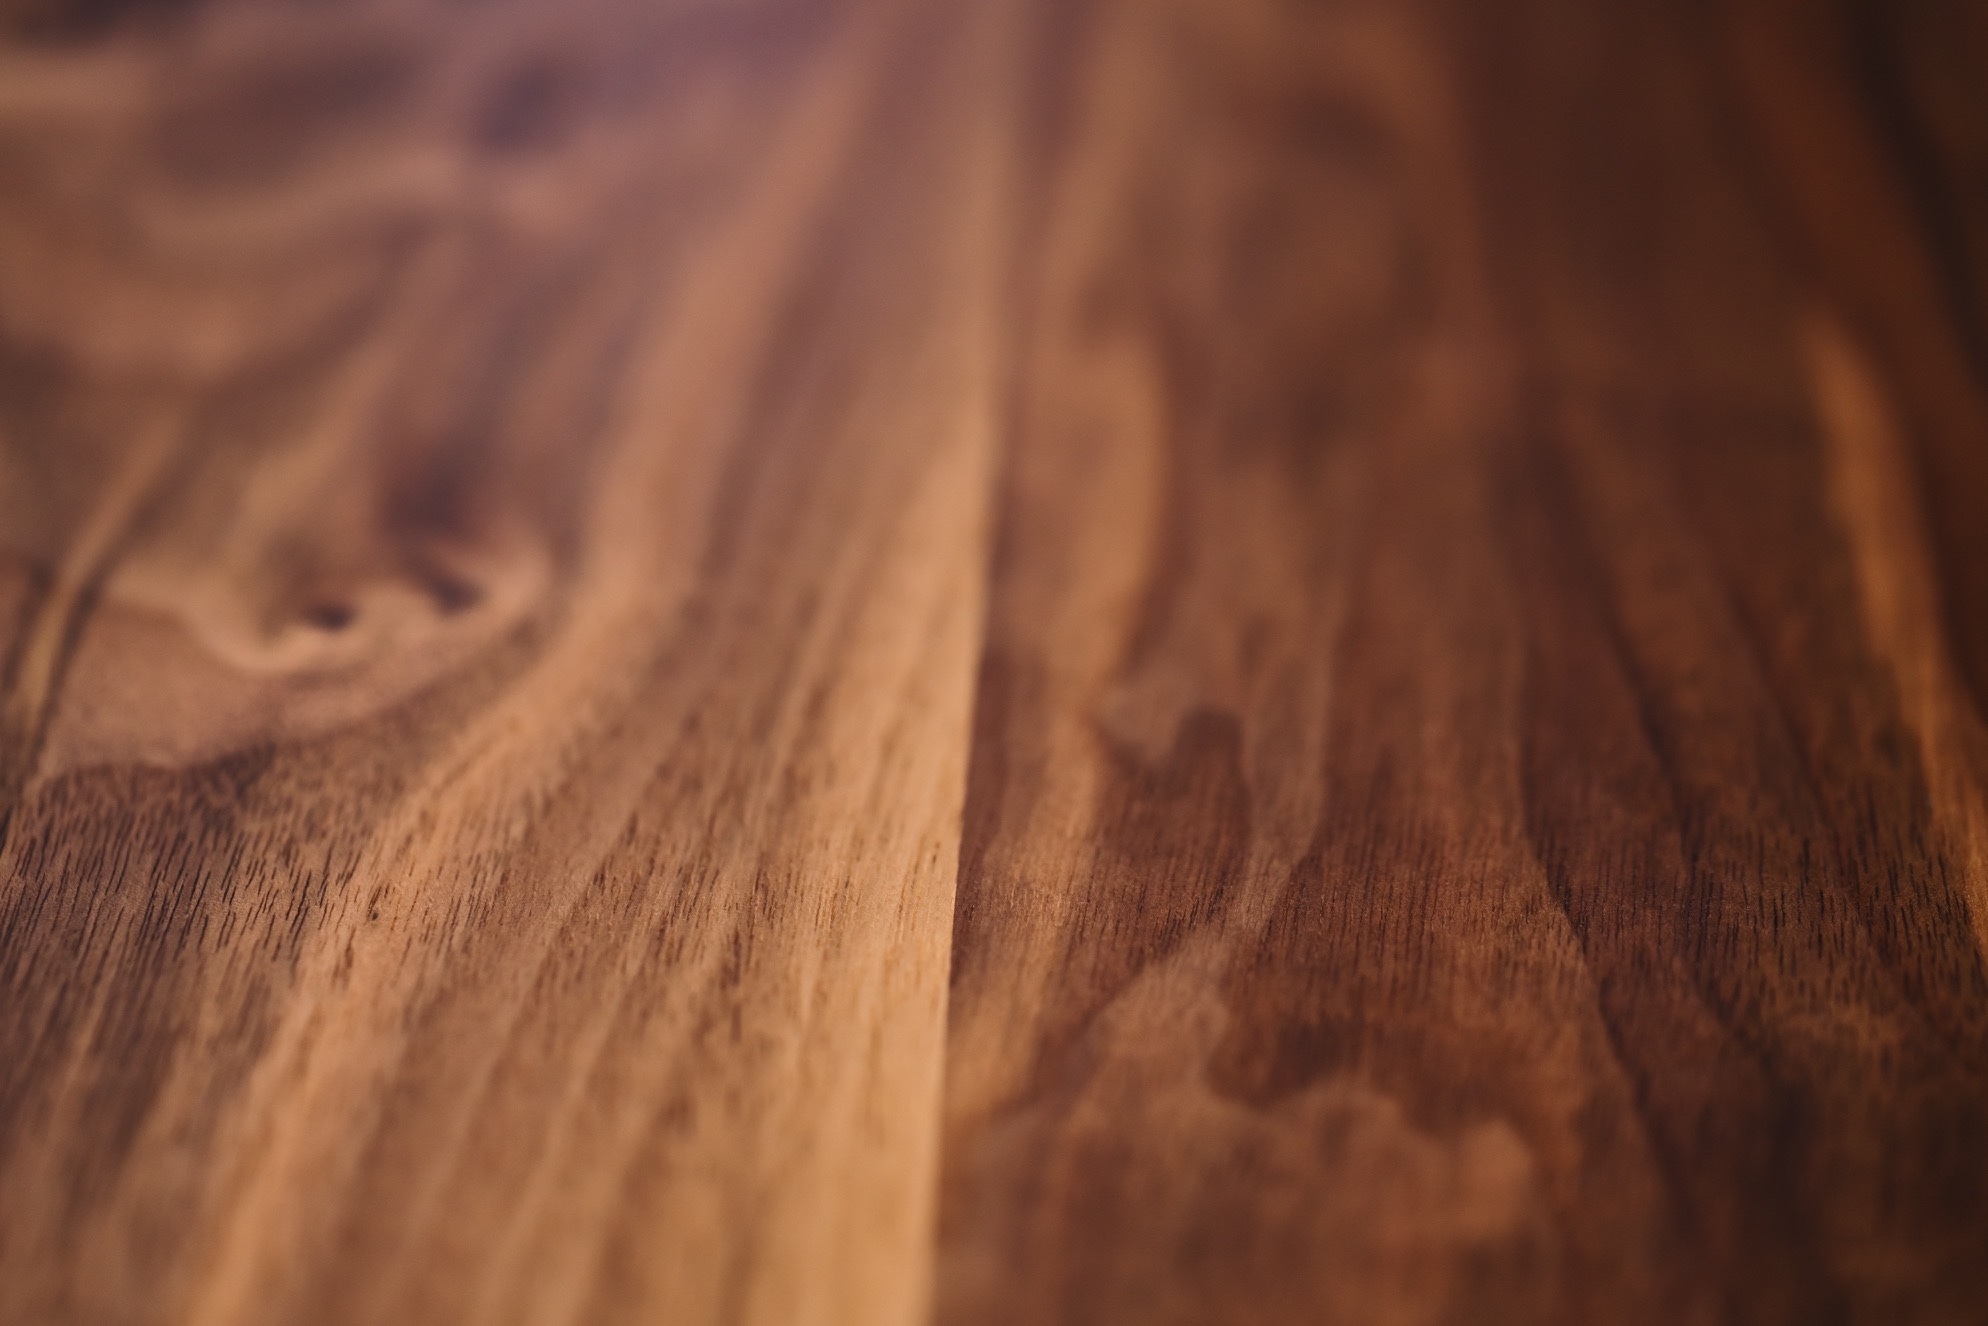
[937,1,1988,1322]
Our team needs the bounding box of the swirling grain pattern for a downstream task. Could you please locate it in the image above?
[1,1,1011,1322]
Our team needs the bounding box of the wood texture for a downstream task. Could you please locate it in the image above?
[937,1,1988,1323]
[0,2,1013,1322]
[2,0,1986,1323]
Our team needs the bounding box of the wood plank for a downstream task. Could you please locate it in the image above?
[937,0,1988,1322]
[0,2,1012,1323]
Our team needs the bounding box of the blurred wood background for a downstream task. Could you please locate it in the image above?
[0,0,1984,1323]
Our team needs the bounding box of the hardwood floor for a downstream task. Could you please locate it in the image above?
[0,1,1983,1323]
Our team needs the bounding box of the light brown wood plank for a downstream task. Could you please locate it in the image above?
[0,2,1014,1322]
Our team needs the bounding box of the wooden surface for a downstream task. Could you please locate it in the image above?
[1,0,1985,1323]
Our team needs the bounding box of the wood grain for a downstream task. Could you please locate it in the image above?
[937,1,1988,1324]
[2,0,1986,1323]
[0,1,1014,1322]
